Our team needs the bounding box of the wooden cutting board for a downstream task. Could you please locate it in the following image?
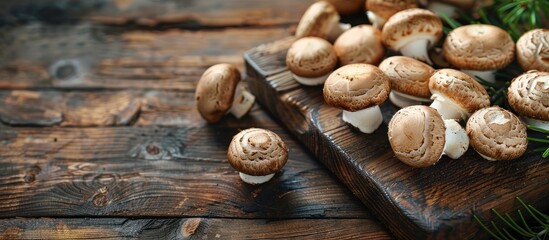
[243,37,549,239]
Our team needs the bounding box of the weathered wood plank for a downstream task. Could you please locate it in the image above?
[0,24,293,89]
[0,0,314,27]
[0,217,392,239]
[244,39,549,240]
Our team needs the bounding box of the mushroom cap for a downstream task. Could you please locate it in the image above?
[322,0,364,15]
[195,63,240,123]
[379,56,435,98]
[227,128,289,176]
[466,106,528,160]
[388,105,445,167]
[334,25,385,65]
[516,29,549,71]
[366,0,417,21]
[507,71,549,121]
[443,24,515,71]
[323,64,390,111]
[286,37,338,78]
[381,8,443,51]
[429,69,490,114]
[295,1,340,39]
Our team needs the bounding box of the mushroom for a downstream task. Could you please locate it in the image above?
[427,0,475,18]
[286,37,338,86]
[516,29,549,72]
[323,63,390,133]
[227,128,289,184]
[195,64,255,123]
[429,69,490,120]
[365,0,417,28]
[388,105,469,167]
[295,1,351,42]
[381,8,443,65]
[443,24,515,83]
[466,106,528,161]
[379,56,435,108]
[322,0,365,15]
[333,24,385,66]
[507,71,549,128]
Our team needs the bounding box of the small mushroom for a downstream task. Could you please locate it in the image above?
[507,71,549,128]
[295,1,351,42]
[466,107,528,161]
[443,24,515,83]
[379,56,435,108]
[365,0,417,28]
[516,29,549,72]
[388,105,469,167]
[333,24,385,66]
[381,8,443,65]
[227,128,289,184]
[429,69,490,120]
[322,0,365,15]
[427,0,475,18]
[286,37,338,86]
[323,64,390,133]
[195,64,256,123]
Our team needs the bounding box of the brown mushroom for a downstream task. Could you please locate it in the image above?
[286,37,338,86]
[443,24,515,83]
[195,64,255,123]
[295,1,351,42]
[466,106,528,161]
[365,0,417,28]
[507,71,549,128]
[227,128,289,184]
[323,64,390,133]
[516,29,549,72]
[333,25,385,66]
[379,56,435,107]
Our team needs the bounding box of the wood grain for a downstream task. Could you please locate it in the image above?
[244,39,549,240]
[0,217,392,239]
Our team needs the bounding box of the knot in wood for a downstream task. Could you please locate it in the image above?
[180,218,201,238]
[92,187,110,207]
[146,144,161,155]
[49,59,83,82]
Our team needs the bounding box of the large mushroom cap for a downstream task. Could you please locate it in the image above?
[334,25,385,65]
[195,64,240,123]
[516,29,549,71]
[322,0,364,15]
[366,0,417,22]
[466,107,528,161]
[443,24,515,71]
[507,71,549,121]
[227,128,289,176]
[286,37,338,78]
[323,64,390,112]
[295,1,340,39]
[429,69,490,114]
[388,105,446,167]
[381,8,442,51]
[379,56,435,98]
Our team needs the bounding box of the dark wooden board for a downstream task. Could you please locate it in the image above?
[244,37,549,239]
[0,217,392,239]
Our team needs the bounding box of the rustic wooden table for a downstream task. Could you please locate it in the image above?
[0,1,394,239]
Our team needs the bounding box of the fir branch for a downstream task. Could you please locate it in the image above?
[527,125,549,159]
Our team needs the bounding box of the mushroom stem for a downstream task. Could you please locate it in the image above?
[326,19,351,42]
[239,172,275,185]
[522,117,549,129]
[292,72,332,86]
[442,119,469,159]
[389,90,432,108]
[229,81,256,119]
[342,105,383,133]
[461,69,496,83]
[428,2,458,18]
[430,93,467,120]
[400,39,433,65]
[366,11,386,29]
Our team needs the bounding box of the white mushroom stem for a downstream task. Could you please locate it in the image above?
[428,2,458,18]
[429,93,468,120]
[293,72,332,86]
[442,119,469,159]
[461,69,496,83]
[342,105,383,134]
[522,117,549,129]
[229,81,256,119]
[239,172,275,185]
[399,39,433,65]
[366,11,386,29]
[326,18,351,42]
[389,90,432,108]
